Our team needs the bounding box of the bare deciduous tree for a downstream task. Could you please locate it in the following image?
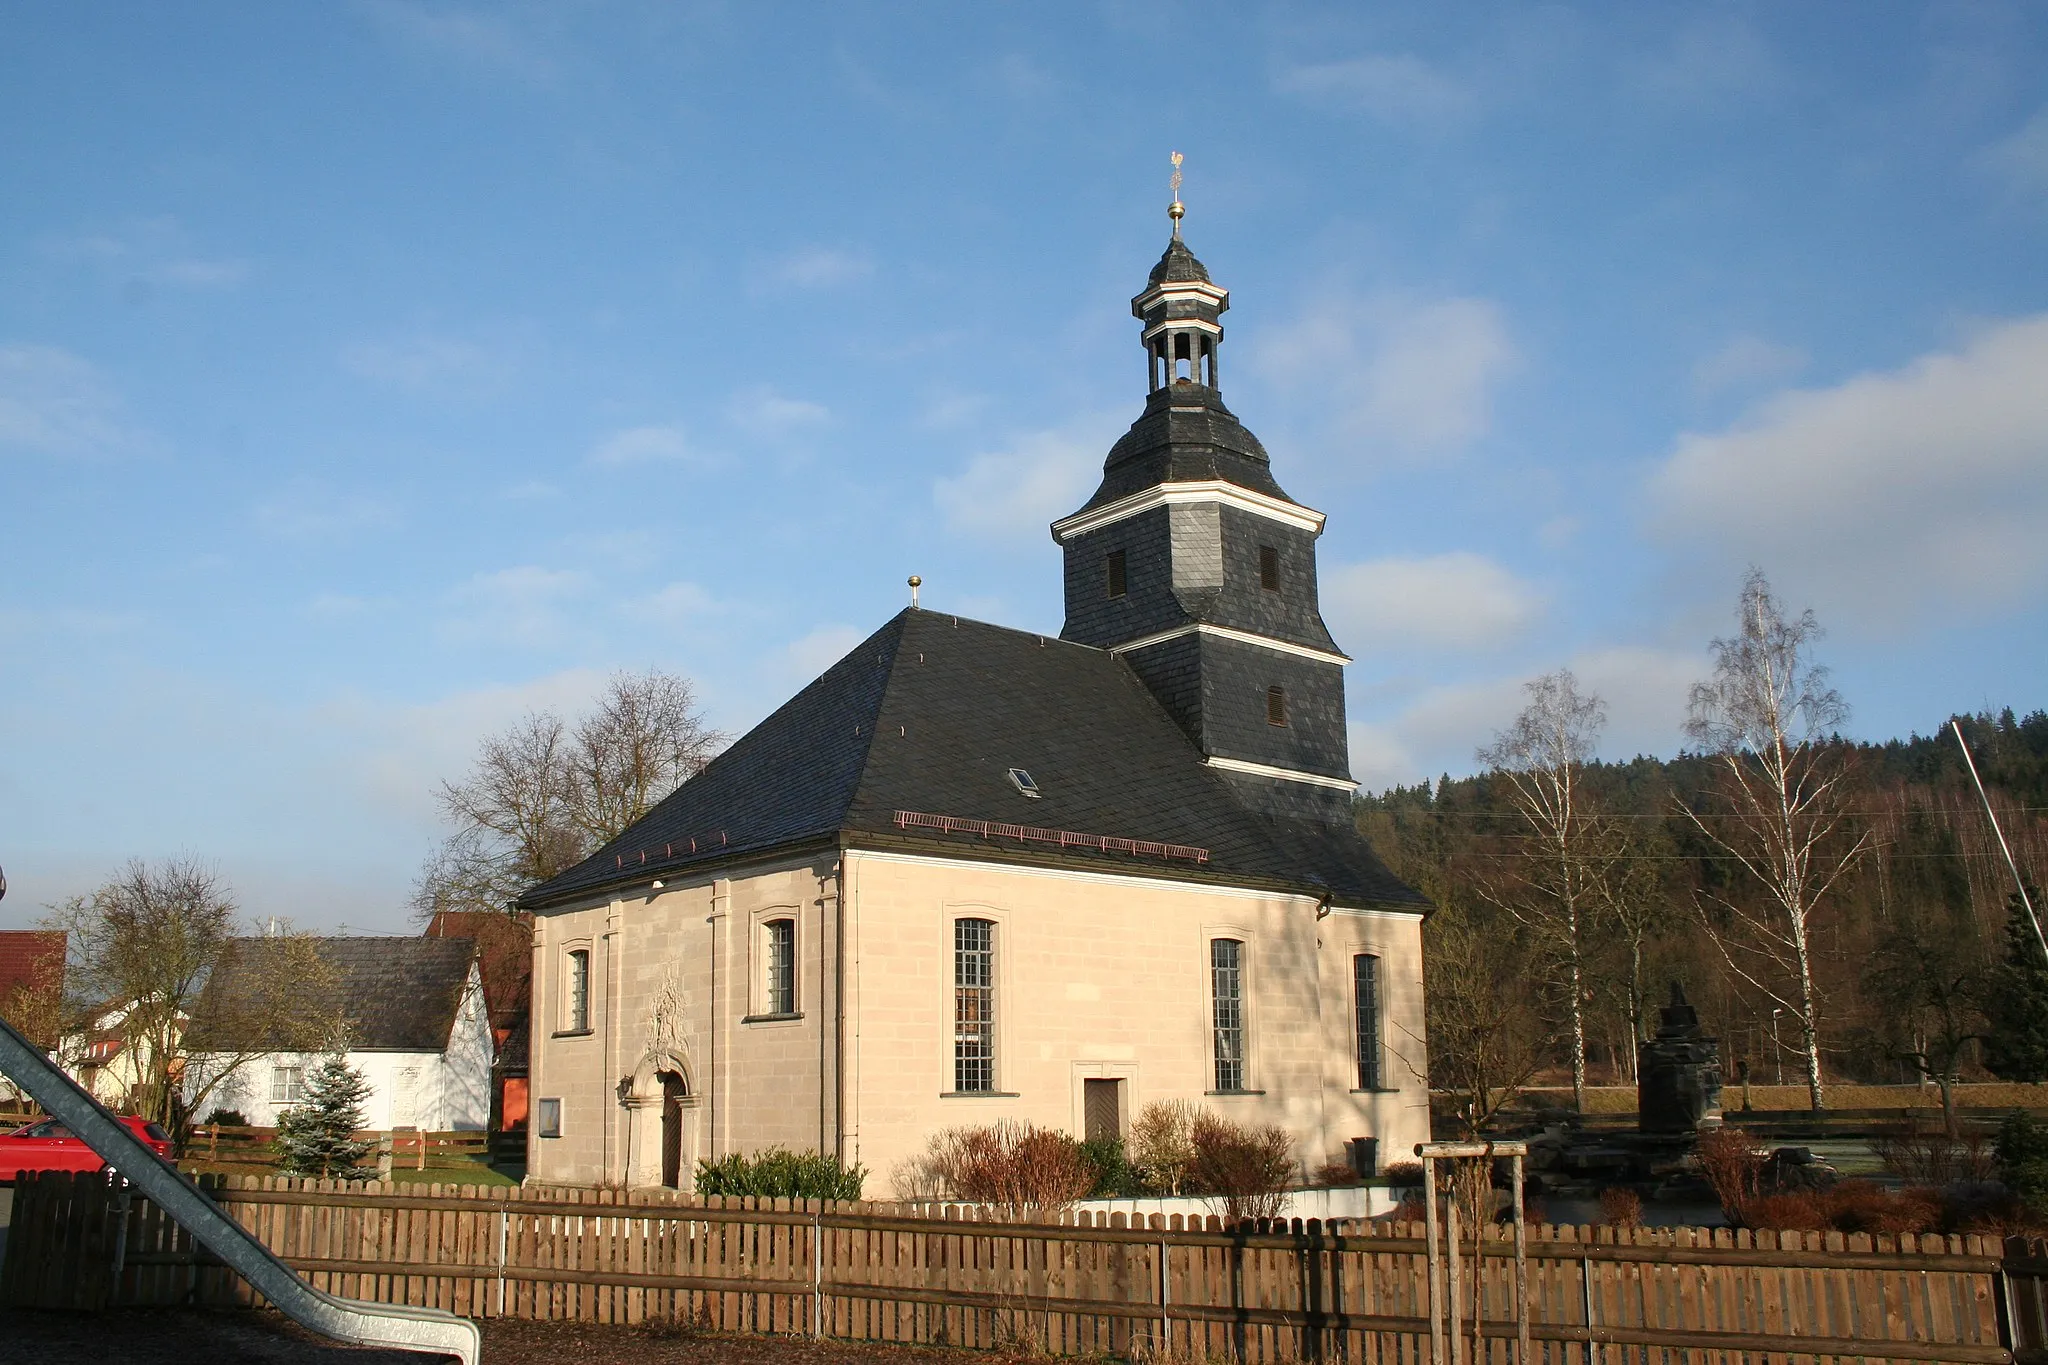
[1421,900,1553,1134]
[50,859,335,1134]
[1477,669,1616,1113]
[1681,568,1872,1112]
[414,670,724,917]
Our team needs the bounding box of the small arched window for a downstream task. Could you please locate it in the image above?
[765,918,796,1015]
[565,949,591,1033]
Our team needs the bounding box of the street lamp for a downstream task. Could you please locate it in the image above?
[1771,1008,1784,1087]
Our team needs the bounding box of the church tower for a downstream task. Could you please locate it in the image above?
[1053,206,1357,826]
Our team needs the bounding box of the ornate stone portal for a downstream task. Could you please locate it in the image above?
[1637,983,1723,1135]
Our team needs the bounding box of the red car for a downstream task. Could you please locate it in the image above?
[0,1115,173,1181]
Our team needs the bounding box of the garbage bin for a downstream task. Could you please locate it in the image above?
[1348,1136,1379,1179]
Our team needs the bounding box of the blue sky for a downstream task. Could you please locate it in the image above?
[4,3,2047,932]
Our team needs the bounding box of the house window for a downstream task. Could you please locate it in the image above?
[954,918,996,1093]
[536,1098,562,1138]
[765,918,796,1015]
[1259,544,1280,592]
[566,948,591,1033]
[1211,938,1245,1091]
[1355,954,1383,1090]
[1106,549,1127,599]
[1267,686,1287,726]
[270,1066,306,1105]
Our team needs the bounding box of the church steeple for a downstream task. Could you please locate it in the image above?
[1052,193,1358,826]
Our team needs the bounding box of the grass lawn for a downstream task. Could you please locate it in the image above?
[179,1155,523,1188]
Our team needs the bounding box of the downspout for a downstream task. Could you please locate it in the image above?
[711,876,731,1160]
[841,849,862,1170]
[604,897,624,1181]
[528,912,546,1180]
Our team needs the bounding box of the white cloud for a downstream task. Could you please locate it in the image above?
[0,344,151,458]
[1624,15,1789,110]
[341,332,516,399]
[1691,335,1808,397]
[727,384,829,439]
[39,219,248,291]
[1324,553,1543,651]
[252,483,401,543]
[1979,105,2048,200]
[762,246,874,290]
[306,593,375,619]
[1349,644,1701,790]
[585,423,714,467]
[1275,53,1475,128]
[932,415,1119,544]
[783,625,864,681]
[442,565,595,648]
[359,1,558,82]
[1649,314,2048,627]
[1248,295,1516,459]
[624,581,719,626]
[314,667,608,825]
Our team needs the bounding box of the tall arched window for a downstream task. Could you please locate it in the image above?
[1211,938,1245,1091]
[954,919,996,1093]
[1354,954,1383,1090]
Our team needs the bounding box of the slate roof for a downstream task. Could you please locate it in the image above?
[186,936,477,1053]
[1076,384,1303,513]
[520,610,1424,914]
[1147,237,1212,286]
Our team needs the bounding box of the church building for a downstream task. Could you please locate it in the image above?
[517,212,1431,1194]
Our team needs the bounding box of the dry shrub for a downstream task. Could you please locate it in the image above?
[1741,1181,1942,1235]
[1598,1187,1643,1228]
[1129,1100,1202,1196]
[1393,1192,1427,1223]
[1314,1161,1363,1187]
[1385,1160,1424,1187]
[1873,1119,1996,1186]
[1188,1112,1294,1222]
[907,1122,1095,1214]
[1696,1125,1766,1223]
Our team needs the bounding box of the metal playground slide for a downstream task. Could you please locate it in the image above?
[0,1011,481,1363]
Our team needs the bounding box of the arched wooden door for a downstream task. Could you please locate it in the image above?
[659,1072,688,1189]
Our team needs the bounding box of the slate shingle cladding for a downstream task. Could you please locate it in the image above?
[1077,386,1297,512]
[518,610,1422,914]
[186,936,476,1053]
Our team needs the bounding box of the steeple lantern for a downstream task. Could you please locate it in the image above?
[1134,242,1229,394]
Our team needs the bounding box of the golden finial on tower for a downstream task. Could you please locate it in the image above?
[1169,151,1185,238]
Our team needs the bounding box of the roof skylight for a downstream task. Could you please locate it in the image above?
[1007,768,1041,799]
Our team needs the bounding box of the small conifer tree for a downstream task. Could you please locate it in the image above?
[274,1053,376,1181]
[1985,887,2048,1083]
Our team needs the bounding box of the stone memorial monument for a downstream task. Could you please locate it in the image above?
[1637,982,1723,1135]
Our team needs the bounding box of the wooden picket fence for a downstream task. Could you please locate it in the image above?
[2,1171,2033,1362]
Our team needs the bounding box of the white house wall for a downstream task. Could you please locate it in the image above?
[193,968,494,1132]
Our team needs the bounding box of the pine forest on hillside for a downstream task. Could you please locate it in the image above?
[1359,705,2048,1125]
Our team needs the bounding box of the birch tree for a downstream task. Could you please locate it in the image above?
[1477,669,1614,1113]
[1681,569,1870,1112]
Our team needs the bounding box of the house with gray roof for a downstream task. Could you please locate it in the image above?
[520,216,1431,1196]
[187,936,493,1132]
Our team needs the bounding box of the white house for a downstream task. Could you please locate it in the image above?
[188,937,494,1131]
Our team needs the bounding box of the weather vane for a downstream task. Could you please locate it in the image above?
[1169,151,1185,238]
